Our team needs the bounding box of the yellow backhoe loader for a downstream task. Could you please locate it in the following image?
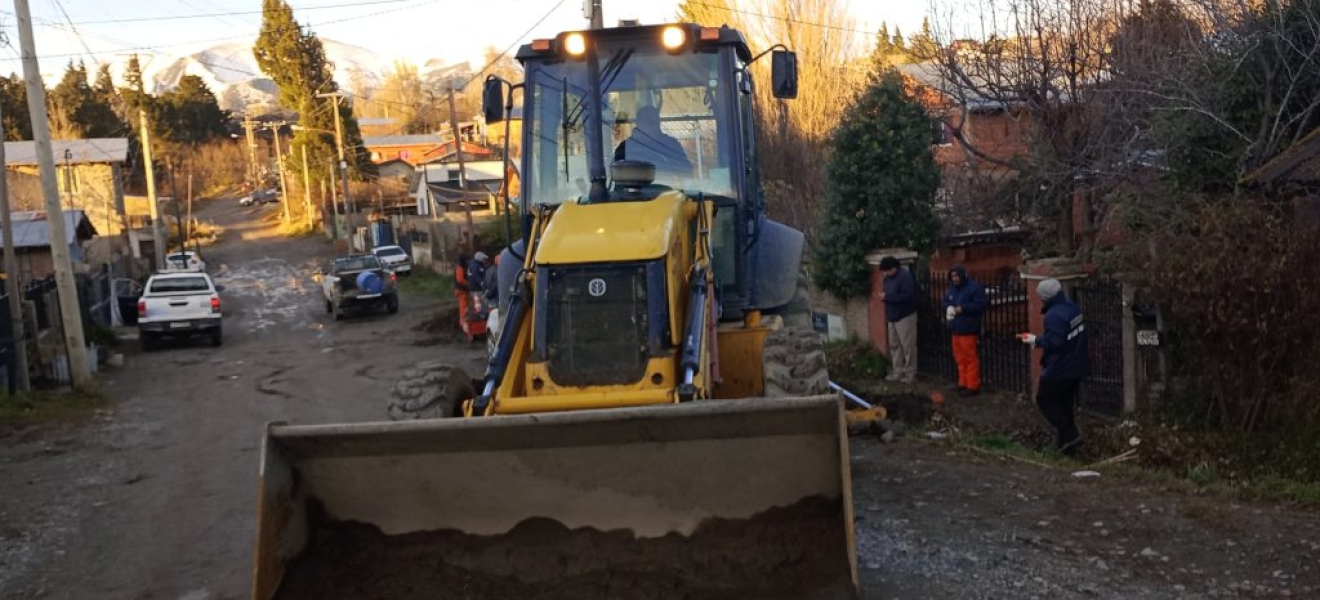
[253,23,865,600]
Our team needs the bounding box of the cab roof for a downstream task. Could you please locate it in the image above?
[516,23,754,63]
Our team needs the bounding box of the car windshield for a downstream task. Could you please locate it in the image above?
[525,45,735,204]
[150,277,210,293]
[376,247,406,257]
[334,256,381,271]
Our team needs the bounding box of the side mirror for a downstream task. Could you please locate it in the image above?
[214,285,226,292]
[771,50,798,100]
[483,78,505,123]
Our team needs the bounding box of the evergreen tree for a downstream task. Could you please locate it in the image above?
[892,26,906,51]
[49,61,123,138]
[0,74,32,141]
[812,69,941,298]
[254,0,374,180]
[158,75,230,146]
[875,23,894,56]
[908,17,940,60]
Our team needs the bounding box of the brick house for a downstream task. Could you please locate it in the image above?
[898,62,1033,232]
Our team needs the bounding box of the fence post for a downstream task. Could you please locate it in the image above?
[1019,259,1088,396]
[1122,282,1138,414]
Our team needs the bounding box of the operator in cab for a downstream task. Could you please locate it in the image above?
[614,105,691,177]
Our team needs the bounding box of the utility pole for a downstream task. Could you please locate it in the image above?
[300,145,313,229]
[243,114,258,192]
[268,122,291,223]
[0,104,31,391]
[14,0,90,388]
[446,81,474,252]
[125,53,167,271]
[62,149,73,209]
[587,0,603,29]
[186,170,196,255]
[317,92,352,252]
[328,164,342,243]
[167,157,185,254]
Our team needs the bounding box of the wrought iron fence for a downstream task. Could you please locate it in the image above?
[1075,282,1125,416]
[916,267,1032,394]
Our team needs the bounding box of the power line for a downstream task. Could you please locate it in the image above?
[0,0,443,63]
[1,0,417,26]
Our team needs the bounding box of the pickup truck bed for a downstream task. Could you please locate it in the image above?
[321,255,399,320]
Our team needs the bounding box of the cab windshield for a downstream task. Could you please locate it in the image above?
[525,45,735,204]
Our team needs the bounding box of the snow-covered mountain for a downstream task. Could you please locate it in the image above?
[103,38,432,114]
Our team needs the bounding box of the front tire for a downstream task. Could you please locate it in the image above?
[387,361,475,420]
[763,326,830,397]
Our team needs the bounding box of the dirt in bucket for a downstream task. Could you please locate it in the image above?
[274,495,855,600]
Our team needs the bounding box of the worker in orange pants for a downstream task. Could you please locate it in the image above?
[943,266,988,397]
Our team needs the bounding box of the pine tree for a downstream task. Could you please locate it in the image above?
[254,0,374,180]
[49,61,123,138]
[909,16,940,60]
[0,74,32,140]
[876,23,893,56]
[892,26,906,51]
[812,69,941,298]
[158,75,230,146]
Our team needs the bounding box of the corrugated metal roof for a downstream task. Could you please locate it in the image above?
[363,134,443,147]
[3,138,129,166]
[0,210,97,248]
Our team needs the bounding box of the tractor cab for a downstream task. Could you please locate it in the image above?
[484,23,802,320]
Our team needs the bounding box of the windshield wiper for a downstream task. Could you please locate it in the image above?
[564,48,634,130]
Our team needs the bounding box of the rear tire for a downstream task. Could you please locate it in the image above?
[386,294,399,314]
[762,326,830,398]
[210,329,223,347]
[387,361,475,420]
[140,332,156,352]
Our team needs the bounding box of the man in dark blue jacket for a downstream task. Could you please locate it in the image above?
[880,256,917,383]
[943,266,988,396]
[1020,278,1090,454]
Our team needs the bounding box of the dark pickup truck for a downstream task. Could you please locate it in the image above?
[317,254,399,320]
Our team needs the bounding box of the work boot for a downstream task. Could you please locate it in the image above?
[1054,436,1084,456]
[884,372,901,382]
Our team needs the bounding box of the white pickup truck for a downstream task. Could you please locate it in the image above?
[137,271,225,350]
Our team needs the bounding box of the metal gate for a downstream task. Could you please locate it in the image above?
[1075,282,1124,416]
[916,268,1032,394]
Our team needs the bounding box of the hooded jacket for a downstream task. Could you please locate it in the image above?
[942,266,988,335]
[1037,293,1091,381]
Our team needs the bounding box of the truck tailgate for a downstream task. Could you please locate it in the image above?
[142,293,214,322]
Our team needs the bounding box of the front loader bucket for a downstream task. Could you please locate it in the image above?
[252,396,857,600]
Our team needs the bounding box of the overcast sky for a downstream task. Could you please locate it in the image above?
[0,0,928,76]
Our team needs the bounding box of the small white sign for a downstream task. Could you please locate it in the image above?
[588,278,607,297]
[1137,330,1160,346]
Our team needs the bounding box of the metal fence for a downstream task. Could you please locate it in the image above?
[1075,281,1125,416]
[916,268,1033,394]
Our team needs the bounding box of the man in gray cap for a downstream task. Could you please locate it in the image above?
[1019,278,1090,454]
[467,251,491,293]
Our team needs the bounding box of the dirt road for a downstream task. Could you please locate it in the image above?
[0,199,485,600]
[2,198,1317,599]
